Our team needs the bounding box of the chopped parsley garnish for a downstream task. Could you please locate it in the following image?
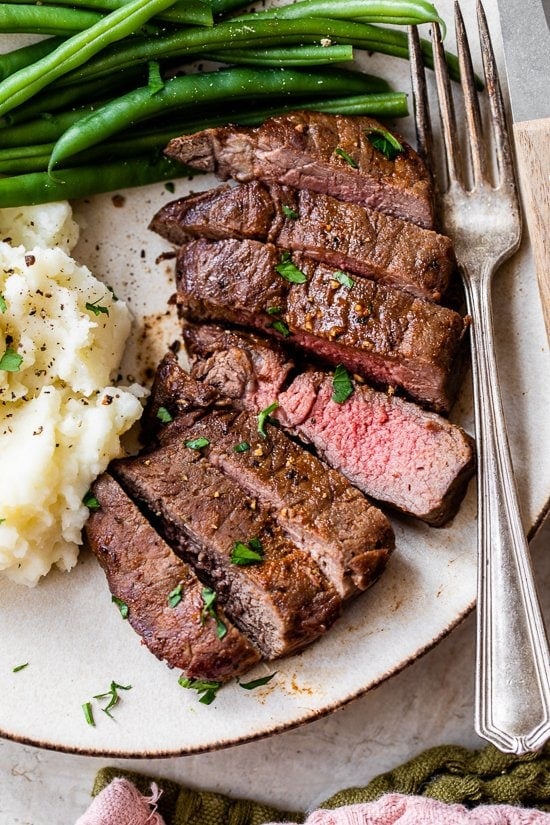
[266,306,282,315]
[106,285,118,301]
[333,270,355,289]
[0,518,5,525]
[275,252,307,284]
[0,347,23,372]
[93,681,132,718]
[200,587,227,639]
[112,595,129,619]
[257,401,279,438]
[85,297,109,317]
[331,365,354,404]
[185,437,210,450]
[82,702,95,726]
[83,490,100,510]
[0,294,6,314]
[238,672,277,690]
[233,441,250,453]
[248,537,263,552]
[231,538,264,566]
[12,663,28,673]
[168,583,183,608]
[271,319,290,338]
[281,204,298,219]
[157,405,173,424]
[165,181,176,193]
[334,146,358,168]
[365,128,403,161]
[179,676,222,705]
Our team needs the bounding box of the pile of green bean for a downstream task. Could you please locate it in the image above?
[0,0,451,206]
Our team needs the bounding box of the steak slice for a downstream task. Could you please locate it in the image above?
[176,238,468,414]
[85,473,261,681]
[150,181,454,302]
[144,327,293,440]
[182,326,475,526]
[111,442,341,660]
[277,372,475,527]
[147,370,394,599]
[164,111,435,228]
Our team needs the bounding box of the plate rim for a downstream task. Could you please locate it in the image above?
[1,500,547,759]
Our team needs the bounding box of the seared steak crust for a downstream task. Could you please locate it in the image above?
[85,473,261,681]
[176,238,468,413]
[112,442,342,660]
[165,111,434,228]
[148,371,394,599]
[183,327,475,526]
[151,181,454,302]
[143,326,292,440]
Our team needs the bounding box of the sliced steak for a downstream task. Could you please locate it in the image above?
[151,181,454,302]
[182,326,475,526]
[85,473,261,681]
[165,111,435,228]
[111,442,341,660]
[176,238,468,414]
[147,370,393,599]
[182,324,293,410]
[143,325,292,440]
[277,372,475,527]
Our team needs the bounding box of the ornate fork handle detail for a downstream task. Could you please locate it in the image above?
[464,263,550,754]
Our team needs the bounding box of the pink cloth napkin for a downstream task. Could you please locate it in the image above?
[75,778,550,825]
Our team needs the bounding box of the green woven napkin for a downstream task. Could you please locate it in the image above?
[92,742,550,825]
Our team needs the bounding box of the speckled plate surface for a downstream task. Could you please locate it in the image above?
[0,3,548,757]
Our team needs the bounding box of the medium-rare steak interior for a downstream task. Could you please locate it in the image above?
[154,339,475,527]
[175,237,468,414]
[164,111,435,229]
[151,180,455,303]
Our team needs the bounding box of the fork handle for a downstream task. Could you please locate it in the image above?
[513,118,550,343]
[466,278,550,754]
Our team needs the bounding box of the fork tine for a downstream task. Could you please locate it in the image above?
[476,0,515,186]
[454,1,486,187]
[407,25,434,182]
[431,21,461,188]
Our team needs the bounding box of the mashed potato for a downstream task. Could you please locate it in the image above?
[0,202,143,586]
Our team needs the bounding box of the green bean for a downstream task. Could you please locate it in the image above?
[0,37,62,80]
[0,6,101,35]
[236,0,444,30]
[0,91,408,173]
[0,0,178,117]
[209,0,254,16]
[0,109,95,147]
[0,0,212,24]
[0,156,195,208]
[0,143,55,174]
[49,66,396,169]
[55,17,447,86]
[204,43,355,66]
[0,68,146,126]
[149,0,213,24]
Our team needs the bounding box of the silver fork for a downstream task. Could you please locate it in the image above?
[408,2,550,754]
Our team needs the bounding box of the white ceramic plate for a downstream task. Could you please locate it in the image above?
[0,2,548,757]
